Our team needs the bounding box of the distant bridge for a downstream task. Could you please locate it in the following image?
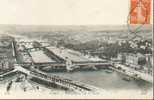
[19,61,111,66]
[18,41,50,44]
[17,60,111,71]
[22,46,49,52]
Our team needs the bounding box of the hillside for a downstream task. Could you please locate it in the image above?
[0,24,152,44]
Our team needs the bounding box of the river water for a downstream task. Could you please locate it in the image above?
[49,69,152,92]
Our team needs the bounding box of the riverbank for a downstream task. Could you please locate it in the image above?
[112,64,153,83]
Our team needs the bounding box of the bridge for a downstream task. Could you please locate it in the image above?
[32,61,111,68]
[22,46,51,52]
[14,64,104,94]
[17,60,111,71]
[0,69,18,80]
[15,43,110,70]
[18,41,50,45]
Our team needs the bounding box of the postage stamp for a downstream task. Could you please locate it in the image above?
[130,0,151,24]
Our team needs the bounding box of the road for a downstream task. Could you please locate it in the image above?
[114,64,153,83]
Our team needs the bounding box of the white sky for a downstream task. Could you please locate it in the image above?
[0,0,141,25]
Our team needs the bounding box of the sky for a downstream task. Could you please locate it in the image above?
[0,0,151,25]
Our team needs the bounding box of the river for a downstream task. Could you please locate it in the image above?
[49,69,152,92]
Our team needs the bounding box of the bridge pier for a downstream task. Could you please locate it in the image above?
[65,57,73,72]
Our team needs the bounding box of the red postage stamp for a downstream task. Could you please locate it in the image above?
[130,0,151,24]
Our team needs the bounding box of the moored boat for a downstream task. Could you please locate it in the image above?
[105,69,113,73]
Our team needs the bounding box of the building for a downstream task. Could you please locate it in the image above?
[145,54,152,68]
[0,58,10,70]
[0,36,14,71]
[117,53,126,63]
[125,53,146,69]
[117,53,147,69]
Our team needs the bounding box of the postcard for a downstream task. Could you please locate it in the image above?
[0,0,153,99]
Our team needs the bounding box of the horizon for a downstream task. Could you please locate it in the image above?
[0,24,152,32]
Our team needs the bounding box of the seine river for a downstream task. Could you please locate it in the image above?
[50,69,152,92]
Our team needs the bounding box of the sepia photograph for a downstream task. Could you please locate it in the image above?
[0,0,153,99]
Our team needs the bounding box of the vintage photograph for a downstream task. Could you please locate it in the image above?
[0,0,153,99]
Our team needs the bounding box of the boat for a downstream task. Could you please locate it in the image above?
[105,69,113,73]
[122,76,131,81]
